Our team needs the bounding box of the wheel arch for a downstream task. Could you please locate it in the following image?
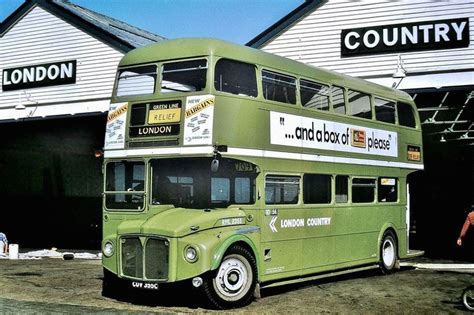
[210,234,260,280]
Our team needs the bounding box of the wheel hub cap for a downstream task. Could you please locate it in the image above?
[216,258,248,297]
[383,239,395,266]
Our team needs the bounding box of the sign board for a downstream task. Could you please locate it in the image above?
[129,100,181,138]
[2,60,77,91]
[104,102,128,150]
[341,18,469,57]
[270,111,398,157]
[183,95,215,145]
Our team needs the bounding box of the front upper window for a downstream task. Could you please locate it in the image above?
[161,59,207,93]
[116,65,157,97]
[105,161,145,210]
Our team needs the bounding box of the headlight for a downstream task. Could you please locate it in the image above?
[103,241,114,257]
[184,245,199,263]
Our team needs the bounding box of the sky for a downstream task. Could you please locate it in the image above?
[0,0,305,45]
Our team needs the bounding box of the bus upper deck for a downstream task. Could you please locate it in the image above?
[104,38,422,171]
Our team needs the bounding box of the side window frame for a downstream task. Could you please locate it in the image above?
[261,69,297,105]
[335,175,349,204]
[347,89,372,120]
[303,173,332,205]
[265,174,300,205]
[374,96,396,124]
[351,177,376,204]
[397,101,418,129]
[300,78,331,111]
[214,58,258,97]
[378,177,398,203]
[331,85,346,115]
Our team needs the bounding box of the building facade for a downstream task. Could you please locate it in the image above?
[0,0,164,248]
[249,0,474,259]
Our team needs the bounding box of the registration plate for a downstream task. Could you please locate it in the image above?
[131,281,159,290]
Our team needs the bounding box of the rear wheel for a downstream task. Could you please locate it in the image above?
[379,230,398,274]
[202,245,257,309]
[462,285,474,311]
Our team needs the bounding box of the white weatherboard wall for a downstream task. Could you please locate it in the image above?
[261,0,474,89]
[0,5,123,120]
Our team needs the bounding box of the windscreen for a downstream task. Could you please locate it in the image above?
[151,158,257,209]
[105,161,145,210]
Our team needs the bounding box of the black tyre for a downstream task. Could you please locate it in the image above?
[202,245,257,309]
[462,285,474,311]
[102,268,119,298]
[379,230,399,274]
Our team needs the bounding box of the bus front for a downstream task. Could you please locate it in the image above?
[101,41,260,309]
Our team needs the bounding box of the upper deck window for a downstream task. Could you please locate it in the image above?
[375,98,396,124]
[161,59,207,93]
[215,59,257,97]
[348,90,372,119]
[262,70,296,104]
[300,79,330,111]
[332,86,346,114]
[397,102,417,128]
[116,65,157,97]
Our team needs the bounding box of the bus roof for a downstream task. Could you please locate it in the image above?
[119,38,413,103]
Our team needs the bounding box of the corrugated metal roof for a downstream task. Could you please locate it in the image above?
[52,0,165,48]
[0,0,165,51]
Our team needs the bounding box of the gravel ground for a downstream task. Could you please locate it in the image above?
[0,257,473,313]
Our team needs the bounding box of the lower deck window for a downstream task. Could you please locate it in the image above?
[378,178,398,202]
[335,175,349,203]
[303,174,331,204]
[265,175,300,204]
[352,178,375,203]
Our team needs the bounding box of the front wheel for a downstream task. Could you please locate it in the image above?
[379,230,399,274]
[202,245,257,309]
[462,285,474,311]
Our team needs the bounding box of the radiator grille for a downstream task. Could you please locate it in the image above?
[120,236,169,281]
[145,238,169,279]
[121,237,143,278]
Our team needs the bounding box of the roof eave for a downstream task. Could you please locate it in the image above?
[246,0,325,48]
[0,0,149,53]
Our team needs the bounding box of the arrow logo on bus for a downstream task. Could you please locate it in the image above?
[269,216,278,233]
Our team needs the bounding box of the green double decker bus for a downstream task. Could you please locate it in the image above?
[101,38,423,309]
